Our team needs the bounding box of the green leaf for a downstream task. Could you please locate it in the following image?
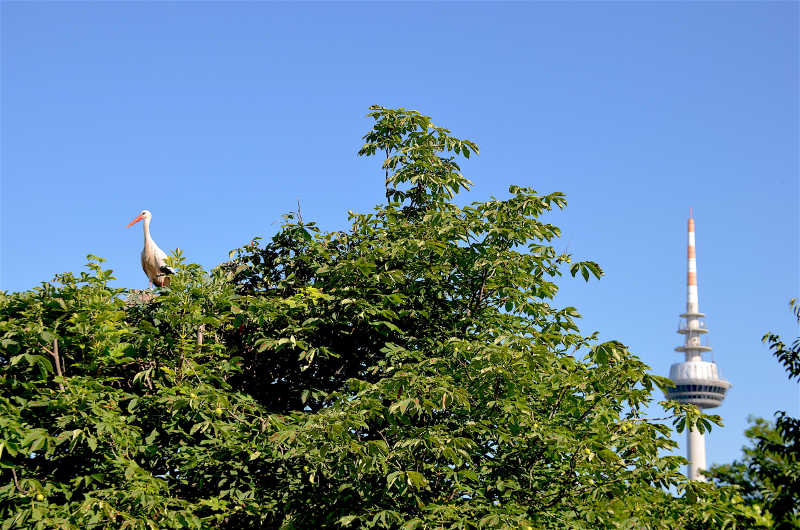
[406,471,428,490]
[338,515,358,527]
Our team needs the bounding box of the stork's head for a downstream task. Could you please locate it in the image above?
[126,209,152,227]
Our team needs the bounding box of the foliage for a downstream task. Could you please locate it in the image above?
[707,299,800,528]
[1,106,759,528]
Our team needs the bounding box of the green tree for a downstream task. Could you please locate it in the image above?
[707,299,800,528]
[1,106,757,528]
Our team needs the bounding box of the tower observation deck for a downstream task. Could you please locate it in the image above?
[665,212,731,481]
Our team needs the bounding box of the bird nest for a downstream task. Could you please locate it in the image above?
[125,289,155,306]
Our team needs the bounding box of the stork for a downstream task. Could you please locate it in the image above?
[126,210,175,288]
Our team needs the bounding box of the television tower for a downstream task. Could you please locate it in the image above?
[665,211,731,481]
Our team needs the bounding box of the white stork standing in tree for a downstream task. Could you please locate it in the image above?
[126,210,175,288]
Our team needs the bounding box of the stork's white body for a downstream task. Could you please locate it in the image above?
[128,210,174,288]
[140,231,170,287]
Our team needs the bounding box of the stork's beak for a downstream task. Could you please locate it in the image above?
[126,215,144,228]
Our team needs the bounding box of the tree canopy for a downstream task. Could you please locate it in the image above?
[1,106,760,528]
[707,299,800,528]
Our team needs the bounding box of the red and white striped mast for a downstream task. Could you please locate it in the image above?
[686,209,700,335]
[666,210,731,481]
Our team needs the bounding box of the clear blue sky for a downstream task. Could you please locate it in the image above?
[2,2,797,470]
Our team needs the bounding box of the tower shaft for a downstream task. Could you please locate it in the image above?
[687,425,706,481]
[686,214,705,481]
[686,214,706,481]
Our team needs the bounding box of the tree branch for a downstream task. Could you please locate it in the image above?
[197,324,205,348]
[464,267,488,319]
[43,338,65,391]
[548,386,569,420]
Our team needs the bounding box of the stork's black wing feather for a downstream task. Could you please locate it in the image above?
[160,265,176,275]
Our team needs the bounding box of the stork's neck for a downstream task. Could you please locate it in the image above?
[143,217,153,247]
